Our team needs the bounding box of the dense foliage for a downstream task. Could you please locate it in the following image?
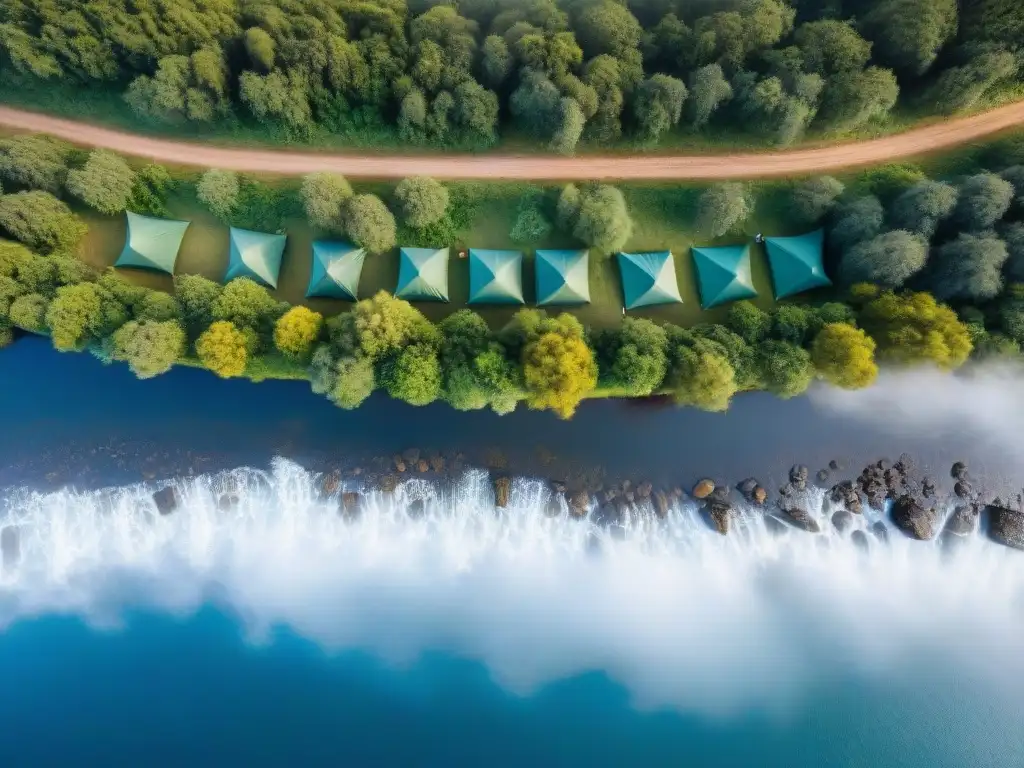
[3,0,1021,152]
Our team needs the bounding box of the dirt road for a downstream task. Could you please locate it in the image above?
[0,102,1022,180]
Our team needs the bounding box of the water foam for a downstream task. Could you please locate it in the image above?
[2,458,1023,715]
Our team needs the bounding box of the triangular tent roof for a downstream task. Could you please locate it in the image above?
[468,249,524,305]
[617,251,683,309]
[535,249,591,306]
[764,229,832,299]
[306,241,365,300]
[692,244,758,309]
[395,247,449,302]
[115,211,190,274]
[225,227,286,289]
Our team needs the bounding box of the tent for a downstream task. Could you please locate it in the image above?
[225,227,287,288]
[395,247,449,302]
[691,244,758,309]
[617,251,683,309]
[764,229,832,299]
[115,211,190,274]
[306,241,365,300]
[468,249,524,305]
[535,249,590,306]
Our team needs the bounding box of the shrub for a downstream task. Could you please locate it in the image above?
[829,196,884,254]
[109,319,186,378]
[329,354,376,409]
[859,290,972,369]
[572,185,632,253]
[925,232,1008,302]
[274,305,323,361]
[889,180,957,237]
[0,192,88,254]
[665,335,737,411]
[394,176,449,228]
[522,330,597,419]
[791,176,845,223]
[696,183,750,238]
[839,230,928,288]
[196,321,249,378]
[344,194,397,253]
[65,150,136,215]
[954,173,1014,231]
[756,340,814,399]
[727,301,771,345]
[197,169,239,220]
[211,277,281,337]
[174,274,222,335]
[596,317,667,396]
[811,322,878,389]
[509,193,552,244]
[8,292,48,332]
[0,136,71,193]
[134,291,180,322]
[45,283,115,351]
[300,172,352,233]
[330,291,439,361]
[382,343,442,405]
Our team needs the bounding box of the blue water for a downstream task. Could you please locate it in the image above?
[0,610,1020,767]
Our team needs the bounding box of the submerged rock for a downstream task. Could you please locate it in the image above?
[951,462,968,481]
[569,491,590,518]
[653,491,670,519]
[891,496,939,540]
[789,465,809,489]
[407,499,426,518]
[402,448,421,465]
[707,502,732,535]
[152,486,179,516]
[987,505,1024,550]
[944,504,978,537]
[416,459,429,473]
[816,469,829,484]
[777,506,820,533]
[871,521,890,544]
[762,515,789,536]
[494,476,511,508]
[831,510,853,534]
[217,493,239,511]
[693,479,715,499]
[321,470,340,495]
[954,480,973,500]
[341,492,363,518]
[1,526,19,567]
[851,529,870,552]
[829,459,841,471]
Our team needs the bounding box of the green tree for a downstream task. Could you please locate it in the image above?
[510,68,563,139]
[244,28,275,71]
[633,74,687,143]
[509,193,553,243]
[0,192,87,254]
[811,322,878,389]
[791,176,844,223]
[693,323,764,390]
[344,194,397,253]
[696,183,751,237]
[196,320,249,378]
[109,319,186,379]
[954,173,1015,231]
[394,176,449,228]
[859,290,973,369]
[830,195,884,254]
[330,291,439,361]
[135,291,180,322]
[0,240,57,293]
[452,80,499,144]
[124,47,231,123]
[928,51,1017,115]
[794,20,872,76]
[1000,166,1024,205]
[583,55,625,142]
[8,292,48,332]
[727,300,771,344]
[481,35,512,87]
[300,172,352,233]
[239,69,312,133]
[757,339,814,398]
[1004,223,1024,282]
[770,304,815,345]
[197,169,239,220]
[926,232,1009,302]
[596,317,668,396]
[859,0,957,75]
[45,283,109,351]
[0,136,71,193]
[575,2,644,62]
[889,180,958,237]
[128,163,175,217]
[572,185,633,253]
[65,149,136,215]
[665,338,737,411]
[381,343,442,406]
[556,183,582,232]
[211,277,281,341]
[840,230,928,288]
[817,67,899,132]
[550,97,586,156]
[688,64,733,129]
[274,305,323,362]
[173,274,222,335]
[310,348,376,410]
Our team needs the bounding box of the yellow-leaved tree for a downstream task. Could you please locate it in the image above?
[196,320,248,378]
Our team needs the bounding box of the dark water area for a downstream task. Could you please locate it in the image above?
[0,336,1014,495]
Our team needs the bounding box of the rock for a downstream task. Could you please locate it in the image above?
[707,486,731,504]
[341,492,363,518]
[737,478,758,497]
[152,486,179,516]
[351,467,363,476]
[789,465,809,484]
[921,477,936,499]
[779,483,794,498]
[828,459,841,471]
[637,482,652,499]
[763,515,789,536]
[569,491,589,518]
[217,493,239,511]
[320,472,341,495]
[429,454,445,473]
[416,459,429,473]
[693,479,715,499]
[753,486,767,505]
[831,510,853,533]
[890,496,939,540]
[379,474,398,493]
[653,491,670,518]
[951,462,968,481]
[621,480,632,492]
[407,499,426,519]
[987,505,1024,550]
[944,505,978,537]
[1,526,19,568]
[883,468,903,491]
[816,469,829,484]
[393,455,406,473]
[624,491,635,504]
[402,448,421,465]
[546,496,563,517]
[954,480,972,500]
[707,502,732,535]
[494,476,511,508]
[777,506,821,533]
[871,521,890,543]
[551,481,567,494]
[851,530,869,552]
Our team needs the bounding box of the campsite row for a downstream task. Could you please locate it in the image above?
[115,212,832,309]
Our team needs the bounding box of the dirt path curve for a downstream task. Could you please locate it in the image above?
[1,102,1022,181]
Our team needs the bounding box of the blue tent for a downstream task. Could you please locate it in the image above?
[617,251,683,309]
[468,249,524,304]
[535,249,590,306]
[115,212,189,274]
[764,229,831,299]
[395,247,449,302]
[691,244,758,309]
[225,227,286,288]
[306,241,365,300]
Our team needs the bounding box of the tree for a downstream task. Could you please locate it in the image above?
[8,292,48,333]
[439,309,492,410]
[197,169,239,220]
[211,277,280,337]
[770,304,815,345]
[344,194,397,253]
[727,300,771,344]
[665,339,737,411]
[889,180,958,237]
[926,232,1009,302]
[928,51,1017,115]
[696,183,751,237]
[859,0,957,76]
[509,193,553,243]
[829,195,884,254]
[1001,166,1024,206]
[522,330,597,419]
[791,176,844,223]
[174,274,222,335]
[0,240,57,293]
[124,48,231,123]
[452,80,499,144]
[128,163,175,217]
[45,283,105,351]
[382,343,442,406]
[688,64,733,129]
[556,183,582,232]
[109,320,186,379]
[196,321,249,378]
[313,351,376,410]
[330,291,439,361]
[954,173,1014,231]
[1004,223,1024,282]
[300,172,352,233]
[811,322,878,389]
[394,176,449,228]
[481,35,512,87]
[692,323,764,390]
[550,97,586,156]
[244,28,275,71]
[859,290,972,369]
[65,149,136,215]
[583,55,625,142]
[239,70,312,133]
[572,185,633,253]
[597,318,668,396]
[633,74,687,143]
[510,68,563,140]
[817,67,899,132]
[0,136,70,193]
[0,192,87,254]
[793,20,872,76]
[575,2,644,62]
[274,306,323,361]
[756,340,814,399]
[135,291,180,322]
[840,230,928,288]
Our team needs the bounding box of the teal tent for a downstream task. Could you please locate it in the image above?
[115,211,190,274]
[617,251,683,309]
[468,249,524,304]
[691,244,758,309]
[764,229,831,299]
[535,249,590,306]
[225,227,286,288]
[395,247,449,302]
[306,241,365,300]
